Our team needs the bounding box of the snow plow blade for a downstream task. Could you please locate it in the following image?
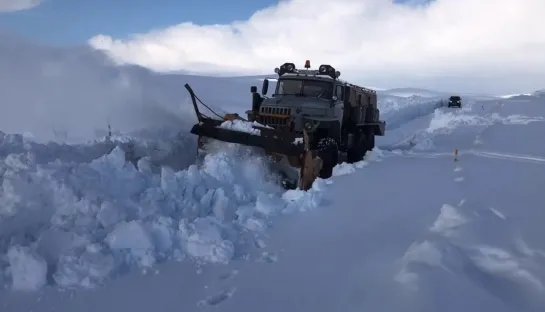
[184,83,322,190]
[190,119,304,157]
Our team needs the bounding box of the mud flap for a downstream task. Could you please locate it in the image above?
[298,129,323,190]
[359,121,386,136]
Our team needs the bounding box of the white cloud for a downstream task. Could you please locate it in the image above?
[89,0,545,94]
[0,0,42,12]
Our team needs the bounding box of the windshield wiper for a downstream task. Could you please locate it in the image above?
[316,89,331,99]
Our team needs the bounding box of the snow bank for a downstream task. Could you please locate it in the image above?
[332,148,385,176]
[379,98,544,152]
[408,107,542,151]
[0,134,331,290]
[380,88,447,98]
[427,109,544,133]
[378,95,446,130]
[372,95,449,151]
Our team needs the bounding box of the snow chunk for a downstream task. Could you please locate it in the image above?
[178,218,235,264]
[395,240,443,290]
[332,159,369,176]
[218,120,261,135]
[105,220,156,267]
[255,192,284,216]
[35,229,90,265]
[332,162,356,176]
[402,240,443,267]
[97,201,127,228]
[149,216,176,254]
[89,146,127,171]
[430,204,468,236]
[7,245,48,291]
[281,187,322,213]
[53,244,116,288]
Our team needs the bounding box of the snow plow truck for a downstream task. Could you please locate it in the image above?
[184,60,386,190]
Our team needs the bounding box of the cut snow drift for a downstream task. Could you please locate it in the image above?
[0,135,337,289]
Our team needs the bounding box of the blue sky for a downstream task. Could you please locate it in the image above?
[1,0,422,45]
[0,0,278,45]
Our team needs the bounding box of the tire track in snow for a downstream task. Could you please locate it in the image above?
[389,149,545,165]
[469,150,545,164]
[197,287,237,307]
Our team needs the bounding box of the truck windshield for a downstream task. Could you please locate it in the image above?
[276,79,333,99]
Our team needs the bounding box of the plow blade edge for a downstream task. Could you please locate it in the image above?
[190,120,304,156]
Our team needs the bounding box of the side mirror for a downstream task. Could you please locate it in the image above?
[250,86,257,93]
[262,79,269,95]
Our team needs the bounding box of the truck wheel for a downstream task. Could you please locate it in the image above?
[347,130,367,163]
[316,137,338,179]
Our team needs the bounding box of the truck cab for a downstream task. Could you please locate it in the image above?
[248,61,385,166]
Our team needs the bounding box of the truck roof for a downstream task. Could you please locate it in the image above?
[278,73,376,94]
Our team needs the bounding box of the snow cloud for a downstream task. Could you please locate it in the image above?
[88,0,545,94]
[0,0,42,12]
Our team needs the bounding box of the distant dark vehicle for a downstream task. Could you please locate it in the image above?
[448,95,462,108]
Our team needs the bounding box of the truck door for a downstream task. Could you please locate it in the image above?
[333,84,344,120]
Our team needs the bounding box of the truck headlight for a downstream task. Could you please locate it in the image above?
[303,120,320,132]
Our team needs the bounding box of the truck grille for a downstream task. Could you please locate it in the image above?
[258,115,290,127]
[260,107,292,115]
[258,106,292,128]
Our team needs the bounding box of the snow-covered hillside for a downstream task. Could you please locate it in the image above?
[379,87,499,101]
[1,33,544,312]
[0,33,269,144]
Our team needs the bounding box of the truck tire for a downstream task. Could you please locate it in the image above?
[316,137,338,179]
[347,130,367,163]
